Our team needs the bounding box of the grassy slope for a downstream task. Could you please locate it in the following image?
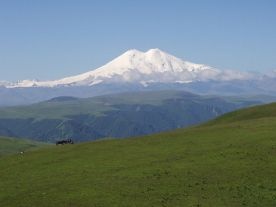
[0,90,264,120]
[206,102,276,125]
[0,91,187,119]
[0,90,248,142]
[0,136,49,156]
[0,104,276,206]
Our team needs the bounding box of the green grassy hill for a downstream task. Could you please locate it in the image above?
[206,102,276,125]
[0,136,49,156]
[0,90,262,142]
[0,103,275,206]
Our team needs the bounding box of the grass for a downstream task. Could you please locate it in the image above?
[0,136,49,156]
[0,103,275,206]
[0,90,262,120]
[205,102,276,125]
[0,91,187,120]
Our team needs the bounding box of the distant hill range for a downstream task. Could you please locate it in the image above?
[1,49,276,106]
[0,90,274,142]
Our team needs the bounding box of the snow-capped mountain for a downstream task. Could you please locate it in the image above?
[1,48,275,107]
[2,49,258,88]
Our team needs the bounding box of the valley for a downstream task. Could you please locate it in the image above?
[0,90,267,142]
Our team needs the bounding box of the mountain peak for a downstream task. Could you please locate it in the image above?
[2,48,257,88]
[146,48,165,54]
[123,48,168,59]
[123,49,143,56]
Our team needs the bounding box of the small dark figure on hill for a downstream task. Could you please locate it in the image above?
[56,138,74,145]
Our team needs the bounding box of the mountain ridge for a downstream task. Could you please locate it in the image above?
[1,48,258,88]
[1,49,276,107]
[0,90,264,142]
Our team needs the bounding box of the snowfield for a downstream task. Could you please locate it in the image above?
[1,48,259,88]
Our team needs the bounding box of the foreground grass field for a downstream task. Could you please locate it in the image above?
[0,103,276,206]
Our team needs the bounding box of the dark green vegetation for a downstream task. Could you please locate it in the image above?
[0,90,265,142]
[0,103,275,206]
[0,136,48,156]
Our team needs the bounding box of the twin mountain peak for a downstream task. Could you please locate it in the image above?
[2,48,257,88]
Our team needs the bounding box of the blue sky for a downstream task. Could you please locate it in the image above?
[0,0,275,81]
